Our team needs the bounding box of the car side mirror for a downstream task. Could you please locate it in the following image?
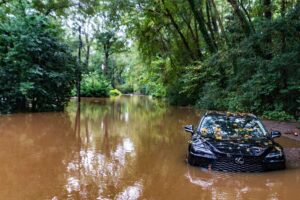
[271,130,281,138]
[184,125,194,134]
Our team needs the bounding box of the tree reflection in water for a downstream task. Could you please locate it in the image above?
[62,97,300,200]
[185,161,300,200]
[62,97,166,199]
[0,112,77,199]
[1,96,300,199]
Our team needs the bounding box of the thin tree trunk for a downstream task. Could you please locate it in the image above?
[187,0,217,53]
[227,0,253,36]
[280,0,286,51]
[77,25,82,103]
[280,0,287,89]
[180,14,197,42]
[180,13,200,52]
[111,59,115,88]
[205,0,217,45]
[86,44,90,67]
[175,2,204,60]
[240,0,255,32]
[281,0,286,17]
[263,0,272,20]
[194,17,200,53]
[103,45,109,75]
[162,0,198,59]
[85,33,91,68]
[208,0,218,34]
[263,0,272,59]
[211,0,228,44]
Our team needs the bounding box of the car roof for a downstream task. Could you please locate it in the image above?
[204,111,257,119]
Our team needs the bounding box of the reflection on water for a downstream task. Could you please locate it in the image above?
[0,96,300,199]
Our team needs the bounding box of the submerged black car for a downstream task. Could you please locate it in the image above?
[184,111,286,172]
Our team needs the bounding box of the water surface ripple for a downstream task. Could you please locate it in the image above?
[0,96,299,200]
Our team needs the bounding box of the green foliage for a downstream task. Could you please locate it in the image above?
[199,7,300,117]
[112,47,167,97]
[0,12,76,113]
[96,30,126,87]
[118,84,134,94]
[196,81,226,110]
[135,58,167,98]
[1,0,299,120]
[262,111,294,121]
[109,89,122,96]
[117,1,299,120]
[80,72,111,97]
[32,0,71,16]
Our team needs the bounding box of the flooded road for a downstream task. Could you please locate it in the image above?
[0,96,300,200]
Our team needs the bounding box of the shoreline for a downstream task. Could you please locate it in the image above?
[263,120,300,141]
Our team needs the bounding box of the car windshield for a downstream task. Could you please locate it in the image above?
[199,115,268,140]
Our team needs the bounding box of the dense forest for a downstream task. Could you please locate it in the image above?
[0,0,299,120]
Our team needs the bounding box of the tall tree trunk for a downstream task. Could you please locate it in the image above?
[227,0,253,36]
[281,0,286,16]
[77,25,82,103]
[263,0,272,59]
[175,1,204,60]
[180,13,204,59]
[263,0,272,20]
[280,0,286,51]
[103,44,109,76]
[162,0,199,60]
[205,0,216,44]
[85,33,91,68]
[86,44,90,67]
[207,0,218,33]
[187,0,217,53]
[194,17,201,54]
[240,0,255,32]
[180,13,196,42]
[211,0,228,44]
[280,0,287,89]
[110,59,115,88]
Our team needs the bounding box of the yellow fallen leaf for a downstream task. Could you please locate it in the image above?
[216,135,222,140]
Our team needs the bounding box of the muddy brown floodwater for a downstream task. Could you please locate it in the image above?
[0,96,300,200]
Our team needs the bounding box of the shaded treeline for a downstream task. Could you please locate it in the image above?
[0,0,299,120]
[107,0,300,120]
[0,0,121,113]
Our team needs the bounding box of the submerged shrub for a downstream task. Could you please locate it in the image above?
[80,72,112,97]
[109,89,122,96]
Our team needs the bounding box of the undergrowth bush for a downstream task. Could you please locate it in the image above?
[109,89,122,96]
[81,72,111,97]
[262,111,294,121]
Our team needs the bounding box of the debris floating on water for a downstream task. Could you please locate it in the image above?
[294,132,298,136]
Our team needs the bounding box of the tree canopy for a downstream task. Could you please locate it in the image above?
[0,0,299,120]
[0,1,76,113]
[105,0,300,120]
